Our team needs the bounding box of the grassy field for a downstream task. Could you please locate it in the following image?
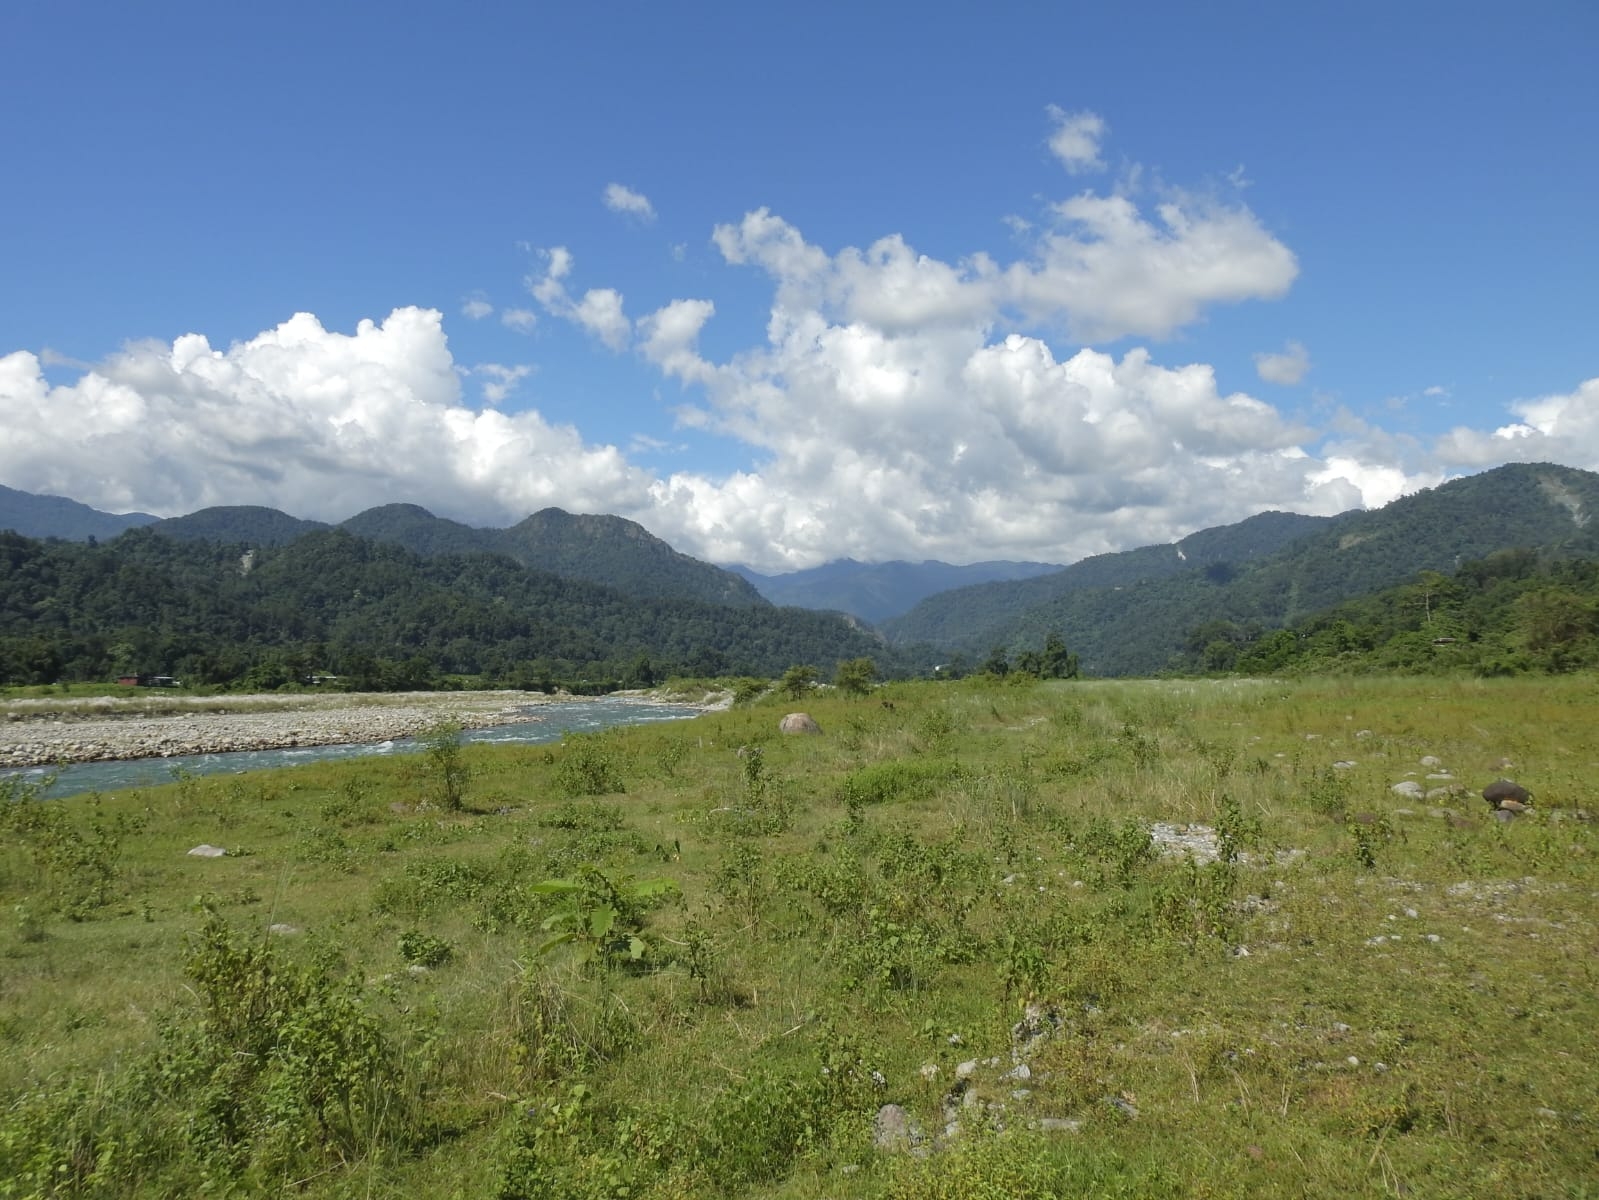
[2,675,1596,1198]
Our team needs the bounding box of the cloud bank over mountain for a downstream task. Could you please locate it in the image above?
[3,111,1592,572]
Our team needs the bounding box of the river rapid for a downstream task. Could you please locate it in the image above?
[3,696,705,800]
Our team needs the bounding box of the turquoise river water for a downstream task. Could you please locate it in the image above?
[3,697,706,800]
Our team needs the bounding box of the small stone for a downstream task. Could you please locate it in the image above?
[955,1060,978,1081]
[779,712,822,735]
[1010,1088,1033,1100]
[1391,781,1425,799]
[872,1104,924,1153]
[1420,755,1443,768]
[1108,1095,1139,1119]
[1425,933,1441,943]
[947,1033,964,1046]
[1003,1063,1032,1082]
[1374,1062,1388,1073]
[268,923,300,936]
[919,1063,940,1081]
[1347,1056,1360,1066]
[187,844,227,858]
[1039,1117,1083,1134]
[1404,908,1419,919]
[1333,760,1357,770]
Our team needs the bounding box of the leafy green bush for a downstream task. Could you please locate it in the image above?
[424,721,471,810]
[837,759,958,807]
[398,929,454,968]
[555,734,626,797]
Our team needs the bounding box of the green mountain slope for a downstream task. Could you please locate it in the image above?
[884,510,1331,649]
[0,527,896,687]
[0,483,157,540]
[151,506,330,545]
[1222,548,1599,676]
[943,463,1599,676]
[498,508,768,608]
[340,504,500,557]
[147,501,766,609]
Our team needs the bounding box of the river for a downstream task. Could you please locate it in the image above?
[3,697,706,800]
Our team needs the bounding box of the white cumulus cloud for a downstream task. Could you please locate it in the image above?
[603,182,656,222]
[472,362,534,405]
[527,247,632,350]
[1254,340,1311,385]
[1045,106,1107,174]
[1436,378,1599,469]
[0,310,653,525]
[461,296,493,320]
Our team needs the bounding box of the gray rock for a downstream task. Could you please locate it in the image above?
[1108,1095,1139,1119]
[1390,781,1425,800]
[1420,755,1443,768]
[779,712,822,735]
[873,1103,925,1154]
[1011,1002,1063,1060]
[187,844,227,858]
[268,923,301,936]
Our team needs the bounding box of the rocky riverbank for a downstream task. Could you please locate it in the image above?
[0,692,547,768]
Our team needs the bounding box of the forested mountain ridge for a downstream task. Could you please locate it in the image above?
[0,526,897,688]
[1212,548,1599,676]
[149,502,768,609]
[2,484,766,611]
[914,463,1599,676]
[337,504,766,608]
[730,557,1062,623]
[497,509,767,608]
[884,509,1332,649]
[0,483,157,541]
[152,506,331,545]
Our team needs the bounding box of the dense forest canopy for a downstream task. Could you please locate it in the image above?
[0,528,906,690]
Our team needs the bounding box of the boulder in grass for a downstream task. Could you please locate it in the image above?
[187,844,227,858]
[1482,779,1532,810]
[779,712,822,735]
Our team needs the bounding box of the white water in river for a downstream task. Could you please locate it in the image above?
[3,697,704,800]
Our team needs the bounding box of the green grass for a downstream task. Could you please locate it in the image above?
[2,675,1597,1197]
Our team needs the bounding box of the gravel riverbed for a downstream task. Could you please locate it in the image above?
[0,691,561,768]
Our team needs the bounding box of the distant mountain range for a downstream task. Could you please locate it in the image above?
[884,462,1599,675]
[79,501,768,611]
[729,558,1063,623]
[0,483,157,541]
[881,510,1331,649]
[5,462,1596,681]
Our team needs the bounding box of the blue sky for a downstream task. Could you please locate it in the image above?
[3,1,1596,570]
